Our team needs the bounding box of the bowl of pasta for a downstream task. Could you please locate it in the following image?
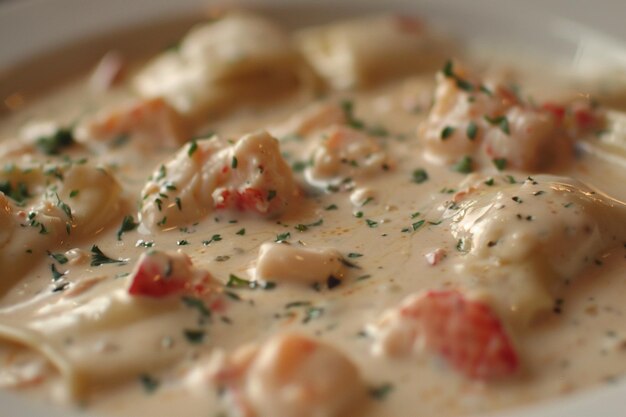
[1,0,626,416]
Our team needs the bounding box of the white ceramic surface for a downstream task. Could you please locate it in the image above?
[1,0,626,416]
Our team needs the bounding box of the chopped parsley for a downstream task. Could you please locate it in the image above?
[440,125,455,140]
[231,156,238,169]
[340,100,365,129]
[116,215,138,240]
[466,121,478,140]
[452,156,473,174]
[90,245,126,267]
[202,234,222,245]
[302,306,324,324]
[235,228,246,236]
[484,115,511,135]
[35,127,74,155]
[187,140,198,157]
[325,204,338,211]
[275,232,291,242]
[369,383,394,400]
[442,60,474,91]
[181,296,211,318]
[365,219,378,228]
[139,374,160,394]
[183,329,206,344]
[267,190,277,201]
[493,158,507,171]
[227,274,276,290]
[0,181,30,204]
[412,168,429,184]
[50,264,65,281]
[48,251,68,264]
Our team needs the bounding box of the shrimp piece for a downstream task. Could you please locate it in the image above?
[74,97,188,151]
[208,333,365,417]
[419,61,603,172]
[306,125,392,187]
[368,290,519,380]
[140,131,299,230]
[0,161,124,293]
[127,250,216,298]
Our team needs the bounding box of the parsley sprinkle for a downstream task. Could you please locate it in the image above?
[325,204,338,210]
[441,126,455,140]
[347,252,363,258]
[227,274,276,290]
[139,374,160,393]
[90,245,126,267]
[452,156,473,174]
[466,121,478,140]
[275,232,291,242]
[187,140,198,157]
[365,219,378,228]
[116,215,138,240]
[35,127,74,155]
[177,239,189,246]
[181,296,211,318]
[412,220,425,231]
[493,158,507,171]
[267,190,277,201]
[412,168,429,184]
[484,178,495,186]
[48,252,68,264]
[50,264,65,281]
[341,100,365,130]
[369,383,394,400]
[235,228,246,236]
[183,329,205,344]
[231,156,238,169]
[484,115,511,135]
[302,306,324,324]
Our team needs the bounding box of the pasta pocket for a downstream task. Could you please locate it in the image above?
[296,15,449,90]
[134,13,313,125]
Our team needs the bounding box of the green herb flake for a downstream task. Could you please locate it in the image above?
[452,156,473,174]
[365,219,378,228]
[187,140,198,157]
[35,127,74,155]
[183,329,205,344]
[466,121,478,140]
[412,220,425,231]
[116,215,138,241]
[484,178,495,186]
[177,239,189,246]
[231,156,238,169]
[69,189,79,198]
[347,252,363,258]
[275,232,291,242]
[325,204,338,211]
[90,245,126,267]
[235,228,246,236]
[493,158,507,171]
[48,252,68,264]
[484,115,511,135]
[227,274,276,290]
[369,383,394,400]
[139,374,160,394]
[412,168,429,184]
[440,126,455,140]
[50,264,65,281]
[302,306,324,324]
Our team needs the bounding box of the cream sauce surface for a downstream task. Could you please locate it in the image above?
[1,11,626,417]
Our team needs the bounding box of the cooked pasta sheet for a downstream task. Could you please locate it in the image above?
[2,9,626,417]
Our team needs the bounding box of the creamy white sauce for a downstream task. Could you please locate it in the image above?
[1,11,626,417]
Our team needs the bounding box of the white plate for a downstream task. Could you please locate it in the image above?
[1,0,626,416]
